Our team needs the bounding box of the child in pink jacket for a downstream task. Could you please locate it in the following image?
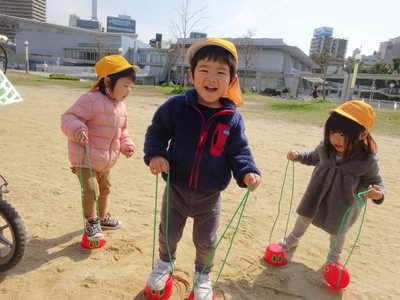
[61,55,139,240]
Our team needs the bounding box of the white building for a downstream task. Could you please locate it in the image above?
[174,37,317,93]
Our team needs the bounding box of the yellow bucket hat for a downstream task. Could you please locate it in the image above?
[186,38,243,106]
[333,100,375,130]
[92,55,140,90]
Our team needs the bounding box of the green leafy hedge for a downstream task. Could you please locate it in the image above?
[49,73,80,81]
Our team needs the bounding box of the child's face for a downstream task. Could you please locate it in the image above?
[329,131,346,155]
[110,77,134,101]
[189,58,232,108]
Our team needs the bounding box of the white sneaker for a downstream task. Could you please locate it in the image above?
[146,259,173,291]
[193,272,213,300]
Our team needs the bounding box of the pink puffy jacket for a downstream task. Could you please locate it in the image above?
[61,91,134,172]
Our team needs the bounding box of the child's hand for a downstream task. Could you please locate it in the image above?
[122,144,136,158]
[364,185,384,200]
[149,156,169,174]
[78,131,89,145]
[287,150,299,161]
[243,173,261,191]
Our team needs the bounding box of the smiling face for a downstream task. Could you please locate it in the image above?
[189,58,232,108]
[108,76,134,101]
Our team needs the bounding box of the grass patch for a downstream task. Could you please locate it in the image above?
[247,96,400,136]
[6,71,92,89]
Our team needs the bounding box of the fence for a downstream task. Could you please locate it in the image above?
[361,98,399,111]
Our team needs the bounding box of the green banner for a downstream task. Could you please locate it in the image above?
[0,70,23,106]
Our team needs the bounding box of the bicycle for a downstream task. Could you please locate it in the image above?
[0,34,8,74]
[0,174,26,271]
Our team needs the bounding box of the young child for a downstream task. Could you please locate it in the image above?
[281,100,385,264]
[144,38,261,300]
[61,55,138,241]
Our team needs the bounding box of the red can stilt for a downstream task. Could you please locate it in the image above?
[80,234,105,249]
[264,243,287,266]
[144,276,173,300]
[324,261,350,290]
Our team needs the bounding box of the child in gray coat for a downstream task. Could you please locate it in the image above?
[282,100,385,264]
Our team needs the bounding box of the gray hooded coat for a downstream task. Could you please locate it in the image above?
[296,143,384,235]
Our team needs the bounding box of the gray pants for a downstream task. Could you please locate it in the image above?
[159,183,220,273]
[288,215,346,262]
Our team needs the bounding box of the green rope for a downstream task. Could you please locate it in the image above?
[328,188,374,288]
[76,138,99,223]
[150,172,174,272]
[214,188,250,284]
[165,172,174,272]
[283,161,295,238]
[196,186,251,288]
[151,174,159,269]
[268,160,295,244]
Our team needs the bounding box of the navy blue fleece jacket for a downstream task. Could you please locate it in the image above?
[144,88,261,192]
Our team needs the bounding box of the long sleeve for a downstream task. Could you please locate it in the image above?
[119,112,134,150]
[61,94,94,142]
[143,100,173,165]
[227,113,261,188]
[359,156,385,204]
[297,146,321,166]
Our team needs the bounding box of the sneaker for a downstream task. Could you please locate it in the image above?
[193,272,213,300]
[146,259,174,291]
[85,217,104,240]
[279,234,299,251]
[100,213,121,230]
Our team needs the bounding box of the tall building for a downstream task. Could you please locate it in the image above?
[91,0,97,20]
[309,26,347,60]
[310,35,333,55]
[150,33,162,48]
[379,36,400,65]
[190,32,207,39]
[331,38,348,60]
[69,14,101,31]
[313,27,333,37]
[0,0,46,22]
[107,15,135,34]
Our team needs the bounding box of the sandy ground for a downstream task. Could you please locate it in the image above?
[0,84,399,300]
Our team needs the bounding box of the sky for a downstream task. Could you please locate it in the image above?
[47,0,400,57]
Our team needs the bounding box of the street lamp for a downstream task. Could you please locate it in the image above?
[24,41,29,74]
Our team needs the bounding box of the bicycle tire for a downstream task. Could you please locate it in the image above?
[0,199,26,271]
[0,44,7,74]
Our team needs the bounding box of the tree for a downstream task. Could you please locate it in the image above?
[369,61,393,74]
[164,41,181,83]
[239,30,256,91]
[392,57,400,74]
[171,0,206,85]
[311,52,335,100]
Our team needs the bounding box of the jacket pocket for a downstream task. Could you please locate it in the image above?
[210,123,231,157]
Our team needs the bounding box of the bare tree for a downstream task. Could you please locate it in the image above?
[94,35,106,61]
[165,41,181,83]
[239,30,256,91]
[171,0,206,85]
[311,51,335,100]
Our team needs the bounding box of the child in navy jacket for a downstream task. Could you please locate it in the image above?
[144,38,261,300]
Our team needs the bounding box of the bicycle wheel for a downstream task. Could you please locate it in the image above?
[0,199,26,271]
[0,44,7,74]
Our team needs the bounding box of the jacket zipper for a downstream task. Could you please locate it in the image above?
[188,106,234,189]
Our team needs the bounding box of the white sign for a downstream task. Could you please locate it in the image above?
[0,70,23,106]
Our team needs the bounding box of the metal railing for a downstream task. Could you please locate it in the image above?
[361,98,399,110]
